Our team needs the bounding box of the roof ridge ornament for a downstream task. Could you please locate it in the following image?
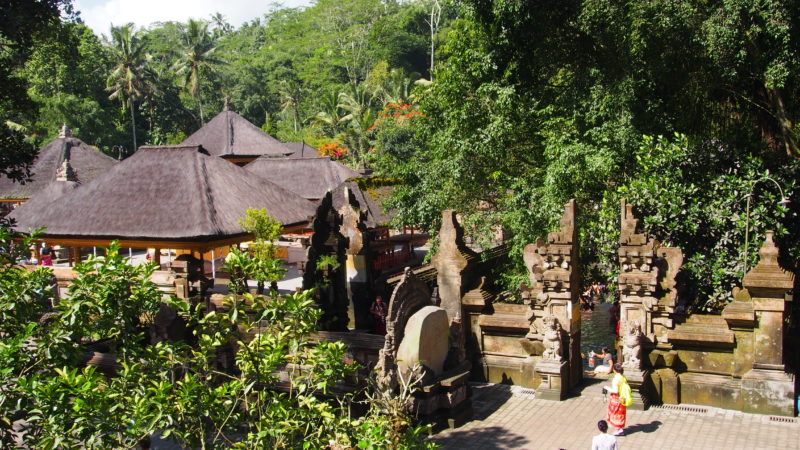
[55,158,77,182]
[59,124,72,138]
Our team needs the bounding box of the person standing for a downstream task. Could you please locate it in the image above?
[40,246,53,266]
[370,296,388,335]
[591,420,618,450]
[603,364,628,436]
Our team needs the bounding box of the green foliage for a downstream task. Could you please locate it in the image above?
[371,0,800,307]
[593,134,799,311]
[0,221,434,448]
[230,208,287,295]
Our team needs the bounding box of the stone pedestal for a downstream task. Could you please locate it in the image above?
[739,231,796,416]
[535,360,569,400]
[623,368,650,410]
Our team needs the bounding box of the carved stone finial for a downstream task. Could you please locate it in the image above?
[743,230,794,295]
[759,231,778,266]
[55,159,77,182]
[59,124,72,138]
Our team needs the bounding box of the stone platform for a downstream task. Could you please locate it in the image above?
[431,382,799,450]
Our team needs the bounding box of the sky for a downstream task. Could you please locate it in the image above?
[74,0,313,35]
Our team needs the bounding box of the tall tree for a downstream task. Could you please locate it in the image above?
[0,0,74,181]
[105,24,150,153]
[174,19,221,125]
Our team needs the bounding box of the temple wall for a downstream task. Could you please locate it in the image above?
[464,302,536,387]
[618,198,796,416]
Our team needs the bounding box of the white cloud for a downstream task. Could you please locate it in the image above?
[75,0,312,35]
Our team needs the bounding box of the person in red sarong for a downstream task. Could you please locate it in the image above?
[603,364,627,435]
[370,296,387,335]
[40,246,53,266]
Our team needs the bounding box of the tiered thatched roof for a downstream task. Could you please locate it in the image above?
[244,156,361,200]
[10,145,315,241]
[0,134,117,201]
[181,110,294,158]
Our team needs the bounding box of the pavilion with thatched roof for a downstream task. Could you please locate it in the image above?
[0,126,117,214]
[10,145,316,267]
[244,156,361,202]
[180,110,295,164]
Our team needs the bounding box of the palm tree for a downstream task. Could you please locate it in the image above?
[278,80,304,133]
[311,90,346,136]
[105,24,151,153]
[173,19,221,125]
[338,83,379,164]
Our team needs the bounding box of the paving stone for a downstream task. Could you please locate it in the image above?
[431,383,799,449]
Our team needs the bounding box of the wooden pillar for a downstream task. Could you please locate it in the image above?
[153,248,161,266]
[211,248,216,280]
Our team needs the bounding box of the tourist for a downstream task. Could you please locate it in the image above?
[40,246,53,266]
[603,364,628,436]
[370,295,387,335]
[588,347,614,374]
[591,420,617,450]
[609,299,620,336]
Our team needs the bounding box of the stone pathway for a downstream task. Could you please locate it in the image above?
[431,382,799,450]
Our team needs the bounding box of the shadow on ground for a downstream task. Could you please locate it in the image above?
[430,426,530,449]
[624,420,663,435]
[470,383,513,420]
[569,375,606,398]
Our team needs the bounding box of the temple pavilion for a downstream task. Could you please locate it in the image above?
[10,145,315,269]
[180,110,295,165]
[0,126,117,215]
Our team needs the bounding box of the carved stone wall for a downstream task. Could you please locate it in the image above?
[621,200,796,416]
[617,199,685,409]
[519,199,581,399]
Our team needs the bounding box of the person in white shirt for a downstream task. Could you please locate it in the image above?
[591,420,618,450]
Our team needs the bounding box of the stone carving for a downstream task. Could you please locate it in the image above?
[375,267,432,392]
[622,320,643,369]
[431,210,475,324]
[541,315,564,361]
[55,159,77,182]
[522,200,581,397]
[618,199,684,344]
[59,124,72,138]
[338,187,367,255]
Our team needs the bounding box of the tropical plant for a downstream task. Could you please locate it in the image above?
[105,23,151,152]
[173,19,222,125]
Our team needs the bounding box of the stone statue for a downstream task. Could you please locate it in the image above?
[541,315,563,361]
[622,320,643,369]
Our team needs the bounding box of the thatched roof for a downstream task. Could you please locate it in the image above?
[0,135,117,200]
[284,142,318,158]
[244,156,361,200]
[10,179,80,220]
[181,110,294,158]
[10,145,315,241]
[331,180,394,229]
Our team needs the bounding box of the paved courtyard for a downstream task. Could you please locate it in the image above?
[431,381,799,450]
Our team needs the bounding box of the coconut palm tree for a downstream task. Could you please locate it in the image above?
[173,19,221,125]
[105,24,151,153]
